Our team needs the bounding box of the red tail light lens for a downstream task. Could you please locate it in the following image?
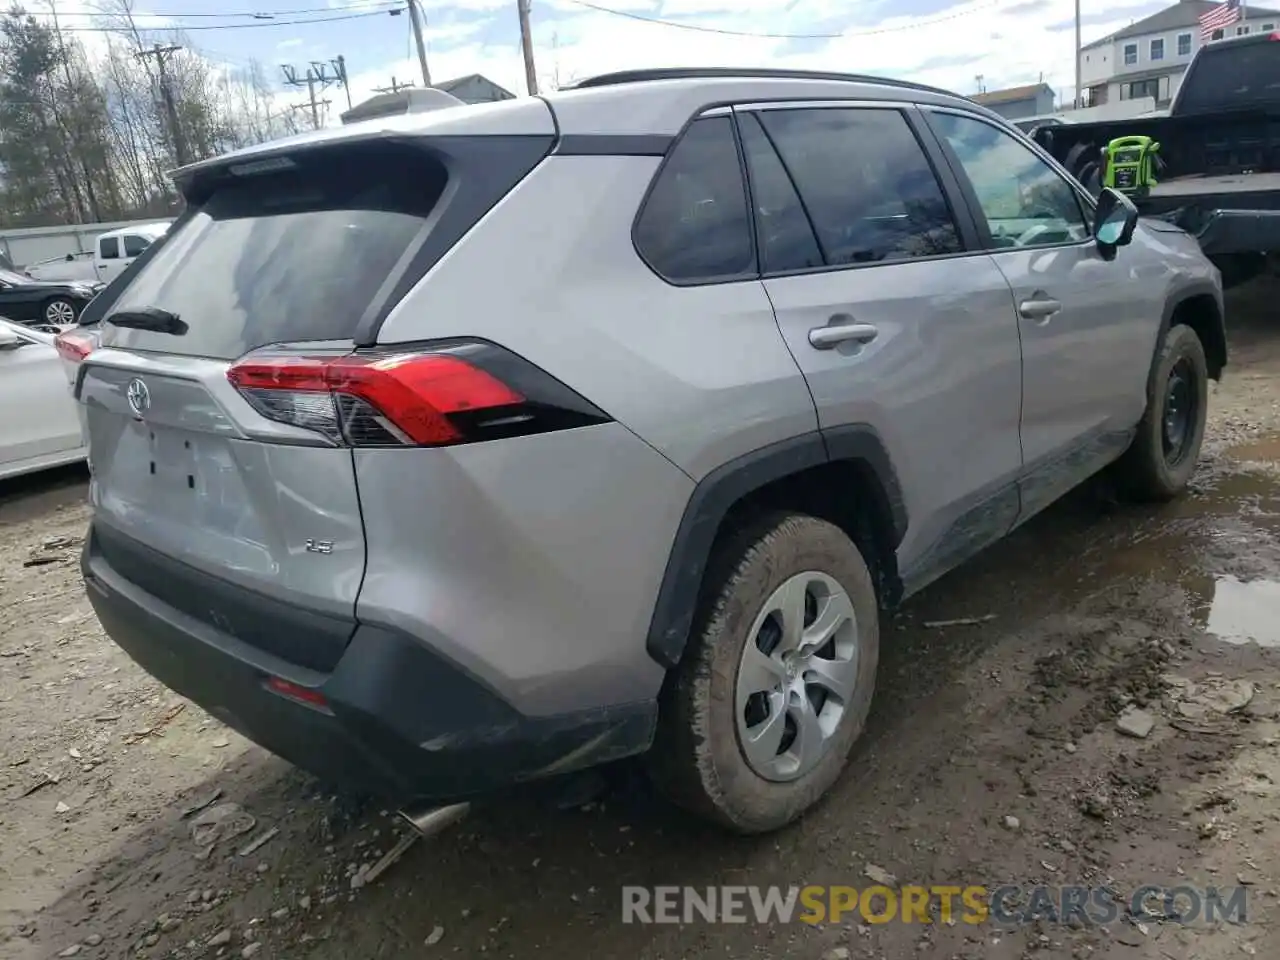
[227,343,610,448]
[54,329,94,363]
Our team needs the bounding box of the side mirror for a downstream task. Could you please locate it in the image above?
[1094,187,1139,257]
[0,328,24,351]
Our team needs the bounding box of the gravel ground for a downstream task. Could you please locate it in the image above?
[4,281,1280,960]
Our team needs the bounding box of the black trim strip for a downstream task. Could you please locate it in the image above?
[554,134,673,156]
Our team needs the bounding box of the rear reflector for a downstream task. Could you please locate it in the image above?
[265,676,330,709]
[54,329,94,363]
[227,342,611,448]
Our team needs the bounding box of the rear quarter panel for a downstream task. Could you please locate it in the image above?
[375,155,819,480]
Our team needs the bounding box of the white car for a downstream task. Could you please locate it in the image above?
[0,317,86,480]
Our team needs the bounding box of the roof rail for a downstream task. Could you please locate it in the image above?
[567,67,958,99]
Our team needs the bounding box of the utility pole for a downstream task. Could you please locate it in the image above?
[517,0,538,95]
[375,76,413,94]
[46,0,98,220]
[137,43,190,167]
[334,55,353,111]
[282,62,339,129]
[1074,0,1081,108]
[406,0,432,86]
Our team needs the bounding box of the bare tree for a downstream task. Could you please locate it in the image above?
[0,1,300,227]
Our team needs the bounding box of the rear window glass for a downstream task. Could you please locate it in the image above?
[1179,41,1280,112]
[103,143,446,359]
[634,116,755,283]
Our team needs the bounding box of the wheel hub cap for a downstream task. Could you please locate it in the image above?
[734,571,859,783]
[47,301,74,324]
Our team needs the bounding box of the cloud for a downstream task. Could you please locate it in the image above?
[109,0,1165,128]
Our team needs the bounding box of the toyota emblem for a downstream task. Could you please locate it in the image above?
[126,378,151,418]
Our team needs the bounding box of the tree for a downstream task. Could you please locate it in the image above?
[0,2,303,228]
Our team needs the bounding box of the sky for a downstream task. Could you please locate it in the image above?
[41,0,1190,124]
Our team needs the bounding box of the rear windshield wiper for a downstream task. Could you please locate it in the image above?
[105,307,187,335]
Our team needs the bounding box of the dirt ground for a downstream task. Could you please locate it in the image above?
[5,284,1280,960]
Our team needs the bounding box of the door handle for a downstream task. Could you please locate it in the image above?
[808,320,879,350]
[1018,298,1062,320]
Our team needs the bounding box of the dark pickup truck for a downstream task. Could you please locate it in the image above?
[1034,31,1280,288]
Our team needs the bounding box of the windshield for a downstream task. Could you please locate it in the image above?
[1179,40,1280,113]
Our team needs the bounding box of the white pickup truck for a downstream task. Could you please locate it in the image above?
[24,222,170,284]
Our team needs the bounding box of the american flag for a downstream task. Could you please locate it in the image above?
[1200,0,1242,40]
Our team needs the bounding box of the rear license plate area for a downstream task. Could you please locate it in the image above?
[147,426,198,491]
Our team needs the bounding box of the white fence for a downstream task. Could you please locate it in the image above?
[0,217,176,269]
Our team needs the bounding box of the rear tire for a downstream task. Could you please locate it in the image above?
[648,513,879,834]
[1114,323,1209,502]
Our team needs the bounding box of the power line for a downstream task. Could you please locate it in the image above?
[561,0,1005,39]
[26,0,401,18]
[51,8,398,31]
[281,60,343,127]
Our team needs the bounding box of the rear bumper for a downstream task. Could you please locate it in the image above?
[83,524,656,804]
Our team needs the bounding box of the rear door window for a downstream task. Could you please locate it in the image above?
[104,142,448,359]
[99,237,119,260]
[634,115,756,283]
[738,113,824,274]
[755,107,963,264]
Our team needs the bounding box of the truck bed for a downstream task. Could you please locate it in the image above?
[1140,172,1280,224]
[1151,172,1280,198]
[1138,172,1280,261]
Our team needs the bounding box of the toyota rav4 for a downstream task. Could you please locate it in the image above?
[76,68,1225,834]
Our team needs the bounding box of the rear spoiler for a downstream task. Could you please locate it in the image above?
[340,88,464,125]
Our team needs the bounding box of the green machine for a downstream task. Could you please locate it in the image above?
[1102,135,1161,197]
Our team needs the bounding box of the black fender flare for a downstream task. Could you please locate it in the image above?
[644,426,907,669]
[1149,280,1227,391]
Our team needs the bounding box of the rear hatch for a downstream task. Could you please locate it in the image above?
[80,140,450,672]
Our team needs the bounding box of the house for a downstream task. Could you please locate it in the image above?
[971,83,1056,120]
[434,74,517,104]
[1079,0,1280,109]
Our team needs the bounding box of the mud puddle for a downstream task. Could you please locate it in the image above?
[1202,575,1280,647]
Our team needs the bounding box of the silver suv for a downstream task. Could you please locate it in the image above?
[77,68,1225,834]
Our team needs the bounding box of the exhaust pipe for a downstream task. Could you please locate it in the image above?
[397,801,470,840]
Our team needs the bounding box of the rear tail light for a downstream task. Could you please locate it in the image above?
[54,329,94,363]
[227,341,610,448]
